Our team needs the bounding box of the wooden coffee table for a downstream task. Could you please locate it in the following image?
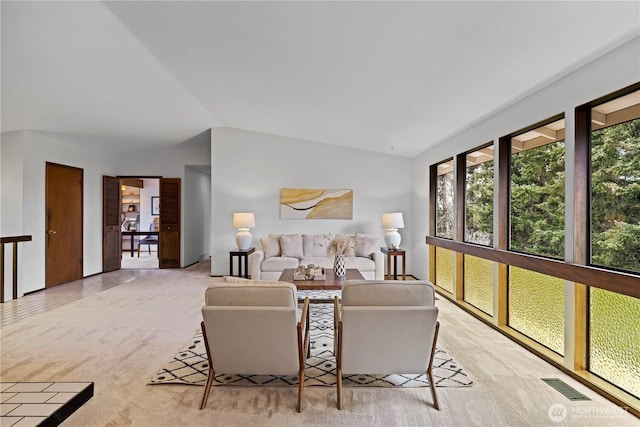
[278,268,364,290]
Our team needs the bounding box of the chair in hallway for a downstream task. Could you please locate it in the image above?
[334,280,440,410]
[137,223,158,257]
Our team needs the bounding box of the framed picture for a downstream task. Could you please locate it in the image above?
[280,188,353,219]
[151,196,160,216]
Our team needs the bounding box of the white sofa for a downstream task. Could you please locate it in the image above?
[249,233,384,280]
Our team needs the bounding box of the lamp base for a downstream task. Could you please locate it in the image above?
[236,229,252,251]
[384,229,401,249]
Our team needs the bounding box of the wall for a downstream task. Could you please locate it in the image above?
[210,127,412,276]
[184,165,211,266]
[117,129,211,267]
[410,36,640,281]
[139,178,159,232]
[1,131,25,300]
[0,128,211,297]
[0,131,119,296]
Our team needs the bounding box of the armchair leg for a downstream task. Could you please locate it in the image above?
[427,321,440,410]
[427,369,439,411]
[199,367,215,410]
[337,368,343,410]
[297,370,305,413]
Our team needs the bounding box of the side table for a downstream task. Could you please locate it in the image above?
[380,247,406,280]
[229,247,255,278]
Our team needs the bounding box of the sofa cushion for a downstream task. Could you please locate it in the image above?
[261,235,281,258]
[280,234,304,259]
[261,256,300,272]
[302,233,334,257]
[354,233,379,257]
[221,276,285,285]
[300,257,334,269]
[344,256,376,272]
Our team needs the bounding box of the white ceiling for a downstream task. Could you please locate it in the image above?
[2,1,639,157]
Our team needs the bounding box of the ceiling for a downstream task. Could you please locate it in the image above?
[2,1,639,157]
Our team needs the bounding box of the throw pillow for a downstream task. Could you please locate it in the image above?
[303,233,334,257]
[261,234,281,258]
[354,233,379,257]
[334,234,356,257]
[280,234,304,259]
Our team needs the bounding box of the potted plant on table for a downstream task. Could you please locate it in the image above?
[329,235,352,278]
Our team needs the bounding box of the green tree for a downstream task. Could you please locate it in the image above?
[465,160,494,245]
[591,119,640,273]
[436,170,454,239]
[510,141,565,258]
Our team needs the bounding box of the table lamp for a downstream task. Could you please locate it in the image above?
[233,212,255,250]
[382,212,404,249]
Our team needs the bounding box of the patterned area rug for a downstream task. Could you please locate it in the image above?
[149,303,473,388]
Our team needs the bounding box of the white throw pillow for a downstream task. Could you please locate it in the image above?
[260,234,281,258]
[334,234,356,257]
[354,233,379,257]
[280,234,304,259]
[303,233,334,257]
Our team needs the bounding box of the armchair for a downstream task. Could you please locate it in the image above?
[199,282,310,412]
[334,280,440,410]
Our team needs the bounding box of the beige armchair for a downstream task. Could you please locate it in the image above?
[334,280,440,410]
[199,282,310,412]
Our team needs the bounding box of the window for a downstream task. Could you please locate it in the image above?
[510,118,565,258]
[588,87,640,399]
[465,145,494,245]
[435,159,454,239]
[590,89,640,274]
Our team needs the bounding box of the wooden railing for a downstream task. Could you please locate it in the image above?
[0,235,32,303]
[425,236,639,299]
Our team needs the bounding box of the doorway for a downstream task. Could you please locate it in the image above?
[46,162,83,287]
[120,178,160,269]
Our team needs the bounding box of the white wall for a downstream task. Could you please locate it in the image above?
[210,127,412,276]
[184,165,211,266]
[0,128,212,297]
[117,129,211,267]
[410,36,640,281]
[1,131,25,300]
[139,178,159,232]
[0,131,119,296]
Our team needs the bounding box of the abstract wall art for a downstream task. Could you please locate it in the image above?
[280,188,353,219]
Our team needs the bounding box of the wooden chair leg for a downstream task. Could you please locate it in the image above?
[297,369,304,413]
[337,368,343,410]
[199,367,215,410]
[427,369,439,411]
[336,320,343,410]
[427,321,440,410]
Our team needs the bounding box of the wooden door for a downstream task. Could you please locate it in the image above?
[159,178,181,268]
[102,176,121,272]
[46,162,83,287]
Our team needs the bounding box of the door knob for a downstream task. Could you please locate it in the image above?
[48,229,57,235]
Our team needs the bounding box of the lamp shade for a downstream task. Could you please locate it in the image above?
[382,213,404,229]
[232,212,255,229]
[382,212,404,249]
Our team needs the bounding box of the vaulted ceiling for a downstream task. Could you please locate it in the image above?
[2,1,639,157]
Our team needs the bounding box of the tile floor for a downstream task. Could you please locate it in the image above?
[1,382,93,427]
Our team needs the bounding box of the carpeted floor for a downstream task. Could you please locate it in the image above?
[2,261,637,426]
[149,303,473,388]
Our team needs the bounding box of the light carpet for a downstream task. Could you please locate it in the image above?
[149,303,473,388]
